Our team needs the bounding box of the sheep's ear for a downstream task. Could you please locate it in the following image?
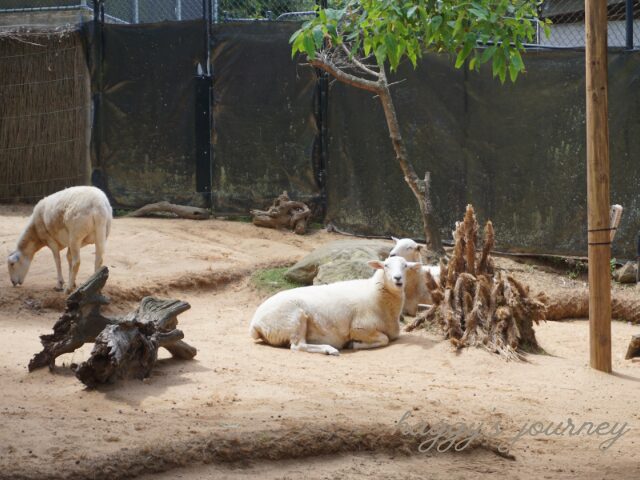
[391,236,400,243]
[406,262,422,270]
[368,260,384,270]
[415,244,423,251]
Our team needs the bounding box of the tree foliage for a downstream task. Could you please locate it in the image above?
[291,0,550,82]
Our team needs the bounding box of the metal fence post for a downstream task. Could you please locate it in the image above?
[626,0,634,49]
[133,0,139,24]
[314,0,329,217]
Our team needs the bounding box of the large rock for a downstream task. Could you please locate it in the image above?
[614,261,638,284]
[284,239,393,285]
[314,250,378,285]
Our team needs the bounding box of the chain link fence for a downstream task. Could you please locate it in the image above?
[98,1,318,24]
[539,0,639,48]
[0,1,319,23]
[1,1,638,47]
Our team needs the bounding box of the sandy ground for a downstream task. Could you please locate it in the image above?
[0,206,639,480]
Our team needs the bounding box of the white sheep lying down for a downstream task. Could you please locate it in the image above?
[389,237,440,316]
[250,256,420,355]
[7,186,112,293]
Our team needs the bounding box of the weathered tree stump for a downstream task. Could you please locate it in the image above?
[127,201,210,220]
[407,205,546,360]
[250,191,311,235]
[29,267,197,388]
[625,334,640,360]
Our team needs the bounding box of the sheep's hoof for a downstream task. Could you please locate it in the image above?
[54,284,64,292]
[325,347,340,356]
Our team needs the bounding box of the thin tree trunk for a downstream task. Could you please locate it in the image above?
[378,85,443,254]
[308,56,444,253]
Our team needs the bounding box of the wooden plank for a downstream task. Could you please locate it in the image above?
[585,0,612,373]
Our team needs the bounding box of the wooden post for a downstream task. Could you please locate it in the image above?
[585,0,612,373]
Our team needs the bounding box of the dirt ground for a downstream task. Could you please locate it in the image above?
[1,205,639,480]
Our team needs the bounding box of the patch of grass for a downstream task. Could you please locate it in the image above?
[251,267,303,294]
[308,222,325,230]
[113,208,133,217]
[566,259,587,280]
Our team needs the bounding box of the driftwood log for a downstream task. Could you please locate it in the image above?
[127,201,210,220]
[407,204,546,360]
[28,267,197,388]
[625,334,640,360]
[250,191,311,235]
[543,289,640,324]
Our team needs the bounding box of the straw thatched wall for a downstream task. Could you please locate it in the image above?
[0,28,90,203]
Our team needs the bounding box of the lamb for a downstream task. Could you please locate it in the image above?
[7,186,112,293]
[250,256,420,355]
[388,237,440,316]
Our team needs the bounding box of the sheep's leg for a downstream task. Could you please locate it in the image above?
[49,245,64,291]
[291,342,340,355]
[94,228,106,272]
[350,330,390,350]
[66,241,81,294]
[289,309,339,356]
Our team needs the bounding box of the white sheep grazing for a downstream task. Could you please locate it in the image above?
[7,186,112,293]
[250,256,420,355]
[388,237,440,316]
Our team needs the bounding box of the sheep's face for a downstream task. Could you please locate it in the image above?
[389,237,422,262]
[7,251,30,286]
[369,256,420,291]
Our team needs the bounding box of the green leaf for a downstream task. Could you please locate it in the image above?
[408,48,417,68]
[455,48,466,68]
[374,44,387,67]
[480,44,497,64]
[407,5,418,18]
[456,42,475,68]
[509,62,519,82]
[510,50,524,72]
[385,34,399,68]
[498,64,507,83]
[312,25,325,49]
[363,36,372,56]
[289,29,302,44]
[303,34,316,59]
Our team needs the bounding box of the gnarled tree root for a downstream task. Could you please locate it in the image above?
[625,334,640,360]
[250,191,311,235]
[29,267,197,388]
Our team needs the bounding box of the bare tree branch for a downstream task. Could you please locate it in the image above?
[340,43,380,79]
[309,55,382,93]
